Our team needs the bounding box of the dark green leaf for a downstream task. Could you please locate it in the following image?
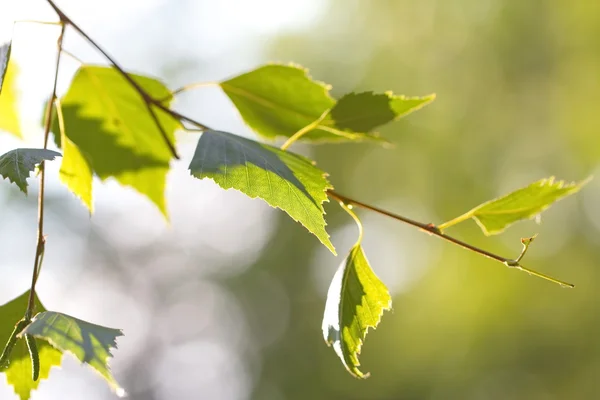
[22,311,125,396]
[54,65,180,216]
[322,244,392,378]
[0,148,61,194]
[189,130,335,253]
[0,41,12,95]
[0,292,62,400]
[328,91,435,134]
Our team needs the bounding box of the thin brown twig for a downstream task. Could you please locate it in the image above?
[46,0,213,137]
[45,0,180,159]
[25,22,66,320]
[327,190,574,288]
[44,0,573,289]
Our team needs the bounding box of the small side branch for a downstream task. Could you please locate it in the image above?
[328,190,574,288]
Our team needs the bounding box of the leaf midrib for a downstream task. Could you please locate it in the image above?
[221,83,326,127]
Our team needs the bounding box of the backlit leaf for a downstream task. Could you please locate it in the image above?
[328,91,435,135]
[220,64,434,143]
[0,54,21,137]
[322,244,391,378]
[188,130,335,253]
[0,292,62,400]
[440,176,592,235]
[220,63,336,141]
[0,148,61,194]
[22,311,125,397]
[54,100,94,212]
[54,65,180,216]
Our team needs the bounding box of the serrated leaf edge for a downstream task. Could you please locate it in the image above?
[0,149,62,194]
[191,168,336,255]
[471,176,592,235]
[327,245,392,378]
[21,312,125,395]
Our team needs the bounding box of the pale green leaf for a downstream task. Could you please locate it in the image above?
[188,130,335,253]
[54,65,180,216]
[440,176,592,235]
[220,64,434,143]
[0,148,61,194]
[0,41,12,94]
[0,57,21,137]
[220,63,336,141]
[322,244,391,378]
[57,110,94,212]
[0,292,62,400]
[22,311,125,397]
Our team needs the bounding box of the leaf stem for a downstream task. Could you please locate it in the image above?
[337,200,364,245]
[328,190,574,288]
[280,109,331,151]
[25,22,66,321]
[13,20,62,27]
[436,211,473,231]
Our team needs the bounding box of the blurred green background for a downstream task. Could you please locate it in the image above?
[1,0,600,399]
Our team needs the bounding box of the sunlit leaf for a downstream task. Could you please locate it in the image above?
[322,244,391,378]
[440,176,592,235]
[22,311,125,397]
[53,65,180,216]
[0,55,21,137]
[188,130,335,253]
[0,292,62,400]
[220,63,336,141]
[59,132,93,212]
[0,148,61,194]
[54,101,94,212]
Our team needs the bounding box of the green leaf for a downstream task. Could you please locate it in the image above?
[322,244,392,378]
[220,64,434,143]
[21,311,125,397]
[0,148,61,194]
[188,130,335,253]
[0,41,12,95]
[54,65,180,216]
[59,134,93,212]
[439,176,592,235]
[0,292,62,400]
[328,91,435,134]
[220,63,334,141]
[0,56,21,137]
[55,103,94,212]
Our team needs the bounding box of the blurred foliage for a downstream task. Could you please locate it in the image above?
[246,1,600,399]
[2,0,600,399]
